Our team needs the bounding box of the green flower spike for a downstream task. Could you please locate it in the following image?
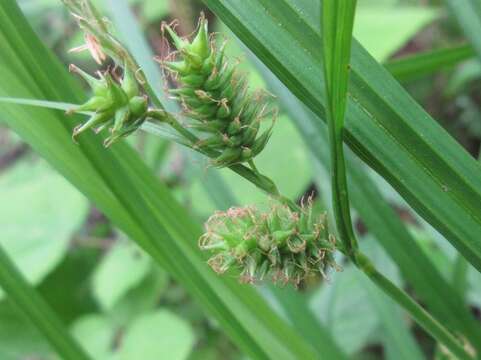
[68,63,148,147]
[199,199,339,286]
[162,16,276,168]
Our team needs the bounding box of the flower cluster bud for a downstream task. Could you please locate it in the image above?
[162,16,275,167]
[199,200,339,286]
[67,63,148,147]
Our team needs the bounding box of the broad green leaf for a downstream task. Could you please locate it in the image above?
[92,240,150,311]
[0,1,317,358]
[72,315,116,360]
[73,310,194,360]
[108,266,168,327]
[0,160,88,299]
[119,310,195,360]
[201,0,481,280]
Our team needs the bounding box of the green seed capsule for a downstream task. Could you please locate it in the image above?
[164,24,188,50]
[164,60,189,76]
[69,96,109,114]
[241,119,260,146]
[73,110,113,138]
[200,52,215,75]
[192,103,218,118]
[251,126,273,156]
[129,96,148,117]
[181,73,205,87]
[213,147,242,167]
[189,18,209,59]
[190,119,227,133]
[240,147,252,161]
[195,133,226,149]
[121,62,139,98]
[216,100,231,119]
[69,64,109,97]
[169,87,196,97]
[227,117,242,135]
[225,134,243,148]
[180,48,203,68]
[112,106,130,133]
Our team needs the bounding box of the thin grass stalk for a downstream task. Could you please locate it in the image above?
[321,1,473,358]
[0,244,90,360]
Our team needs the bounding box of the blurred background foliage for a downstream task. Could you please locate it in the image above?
[1,0,481,359]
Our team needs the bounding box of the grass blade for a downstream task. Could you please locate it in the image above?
[320,2,469,357]
[385,44,475,82]
[0,245,90,360]
[321,0,358,254]
[445,0,481,60]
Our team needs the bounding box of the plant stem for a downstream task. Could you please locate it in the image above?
[321,1,472,358]
[147,110,300,210]
[0,244,90,360]
[355,251,471,360]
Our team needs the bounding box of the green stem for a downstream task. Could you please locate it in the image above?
[355,251,471,360]
[321,1,471,358]
[0,244,90,360]
[148,110,300,211]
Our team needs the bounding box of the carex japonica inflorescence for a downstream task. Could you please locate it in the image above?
[67,63,148,147]
[162,16,275,168]
[199,199,339,286]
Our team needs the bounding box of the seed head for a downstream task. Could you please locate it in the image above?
[68,63,148,147]
[199,200,339,287]
[161,15,276,168]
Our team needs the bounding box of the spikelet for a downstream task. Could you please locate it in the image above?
[67,63,148,147]
[161,16,275,168]
[199,199,339,286]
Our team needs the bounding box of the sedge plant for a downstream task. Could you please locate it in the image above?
[2,0,481,358]
[18,3,478,356]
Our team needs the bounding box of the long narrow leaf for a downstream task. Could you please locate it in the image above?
[0,245,90,360]
[385,44,475,82]
[322,0,358,254]
[445,0,481,60]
